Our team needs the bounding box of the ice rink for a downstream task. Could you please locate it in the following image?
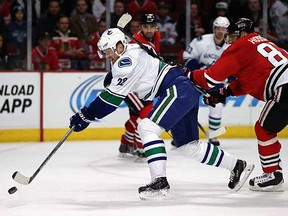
[1,138,288,216]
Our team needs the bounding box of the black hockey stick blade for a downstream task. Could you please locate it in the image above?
[12,126,75,185]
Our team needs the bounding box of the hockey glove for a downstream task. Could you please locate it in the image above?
[69,107,95,132]
[203,87,233,106]
[103,71,112,88]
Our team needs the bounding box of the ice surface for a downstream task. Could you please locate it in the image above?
[1,139,288,216]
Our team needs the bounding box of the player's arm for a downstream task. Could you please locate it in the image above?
[69,89,126,132]
[183,38,200,70]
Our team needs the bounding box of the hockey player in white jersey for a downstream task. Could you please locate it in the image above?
[183,16,230,146]
[69,28,254,200]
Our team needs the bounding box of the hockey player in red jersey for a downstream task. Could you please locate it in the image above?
[186,18,288,192]
[117,13,160,162]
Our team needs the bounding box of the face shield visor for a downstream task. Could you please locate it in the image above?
[224,31,239,44]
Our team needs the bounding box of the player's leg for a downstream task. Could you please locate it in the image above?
[118,93,142,158]
[249,85,288,192]
[208,103,223,146]
[137,79,198,199]
[173,107,253,190]
[134,101,153,162]
[118,114,137,158]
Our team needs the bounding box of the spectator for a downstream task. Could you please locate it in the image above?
[0,10,7,36]
[11,0,39,27]
[243,0,262,30]
[128,19,141,35]
[36,0,62,37]
[86,18,106,69]
[92,0,106,22]
[176,2,207,44]
[0,0,11,25]
[208,1,230,33]
[50,15,85,70]
[127,0,157,20]
[69,0,98,41]
[6,5,27,56]
[110,0,126,28]
[156,1,178,46]
[0,33,8,69]
[256,17,278,45]
[269,0,288,49]
[32,32,59,71]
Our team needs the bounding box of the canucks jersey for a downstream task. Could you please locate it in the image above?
[183,34,230,69]
[88,44,173,119]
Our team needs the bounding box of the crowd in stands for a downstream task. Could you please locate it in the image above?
[0,0,287,71]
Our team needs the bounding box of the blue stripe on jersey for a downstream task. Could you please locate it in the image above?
[143,140,164,148]
[201,142,211,163]
[215,150,224,167]
[147,156,167,164]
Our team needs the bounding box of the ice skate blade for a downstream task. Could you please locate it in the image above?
[249,180,284,192]
[133,156,146,163]
[118,152,134,159]
[233,164,255,192]
[139,189,171,200]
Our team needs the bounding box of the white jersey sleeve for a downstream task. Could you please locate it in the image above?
[183,37,200,61]
[182,34,230,68]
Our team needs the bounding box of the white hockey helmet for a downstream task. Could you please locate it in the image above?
[97,28,128,57]
[213,16,230,28]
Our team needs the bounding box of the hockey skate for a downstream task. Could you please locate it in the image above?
[118,143,134,158]
[249,170,284,192]
[139,177,170,200]
[228,159,255,191]
[209,138,220,146]
[133,148,145,163]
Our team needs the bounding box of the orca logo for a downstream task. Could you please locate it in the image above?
[70,75,103,116]
[70,75,127,116]
[118,57,132,68]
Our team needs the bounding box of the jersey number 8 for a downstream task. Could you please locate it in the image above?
[257,42,287,67]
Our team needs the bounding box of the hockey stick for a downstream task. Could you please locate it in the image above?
[12,126,75,185]
[117,13,209,96]
[197,122,226,139]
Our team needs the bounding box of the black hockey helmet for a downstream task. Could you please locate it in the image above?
[227,18,254,35]
[140,13,156,25]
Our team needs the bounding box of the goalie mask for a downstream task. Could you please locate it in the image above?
[97,28,128,58]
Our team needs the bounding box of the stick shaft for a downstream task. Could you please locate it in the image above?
[13,126,75,184]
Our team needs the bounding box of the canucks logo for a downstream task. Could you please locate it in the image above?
[118,57,132,68]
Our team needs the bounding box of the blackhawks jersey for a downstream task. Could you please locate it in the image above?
[192,33,288,101]
[183,34,230,68]
[131,30,161,54]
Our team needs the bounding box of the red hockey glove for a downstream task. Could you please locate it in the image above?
[203,87,233,106]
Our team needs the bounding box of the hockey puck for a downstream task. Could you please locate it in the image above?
[8,186,18,194]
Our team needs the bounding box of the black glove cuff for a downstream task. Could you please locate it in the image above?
[79,107,95,122]
[226,86,233,96]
